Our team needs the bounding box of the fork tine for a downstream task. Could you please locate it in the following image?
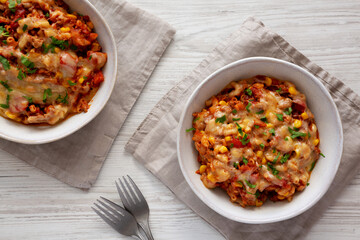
[126,175,147,204]
[119,177,136,205]
[116,180,131,207]
[123,176,139,203]
[100,197,128,215]
[92,206,118,231]
[96,199,124,221]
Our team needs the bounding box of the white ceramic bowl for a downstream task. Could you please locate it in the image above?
[177,57,343,224]
[0,0,117,144]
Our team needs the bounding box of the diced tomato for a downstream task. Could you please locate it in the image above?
[231,137,250,148]
[292,99,306,113]
[92,71,104,85]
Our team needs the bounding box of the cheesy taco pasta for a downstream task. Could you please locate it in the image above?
[189,75,322,207]
[0,0,107,124]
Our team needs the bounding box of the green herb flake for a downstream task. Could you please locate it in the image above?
[68,80,77,86]
[42,88,52,103]
[284,107,292,115]
[267,162,281,179]
[273,152,281,164]
[255,125,260,129]
[9,0,16,13]
[56,92,68,104]
[280,153,290,164]
[45,12,50,17]
[215,115,226,124]
[276,88,282,93]
[20,56,35,69]
[245,180,256,189]
[89,55,92,60]
[241,133,250,146]
[320,153,325,158]
[308,132,311,138]
[245,102,251,112]
[17,69,26,80]
[229,143,234,148]
[0,56,10,70]
[276,113,284,121]
[256,110,264,114]
[237,181,245,189]
[232,109,237,114]
[272,149,276,153]
[43,37,69,53]
[284,137,289,141]
[232,118,240,121]
[2,40,7,44]
[22,24,28,32]
[0,80,12,92]
[269,128,275,136]
[242,157,248,165]
[307,182,310,186]
[17,0,21,4]
[245,88,252,96]
[23,96,32,103]
[0,94,10,109]
[233,162,239,169]
[0,26,10,37]
[309,161,316,171]
[185,127,195,132]
[288,127,307,139]
[259,143,264,149]
[260,116,267,123]
[193,117,200,122]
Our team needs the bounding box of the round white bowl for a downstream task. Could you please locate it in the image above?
[177,57,343,224]
[0,0,117,144]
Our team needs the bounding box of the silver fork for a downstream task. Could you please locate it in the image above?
[92,197,147,240]
[116,176,154,240]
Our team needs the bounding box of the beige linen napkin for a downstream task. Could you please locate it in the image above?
[0,0,175,189]
[126,17,360,240]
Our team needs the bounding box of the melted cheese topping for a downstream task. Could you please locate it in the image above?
[191,75,321,207]
[0,0,107,125]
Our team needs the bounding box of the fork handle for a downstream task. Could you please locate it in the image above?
[134,228,148,240]
[139,222,154,240]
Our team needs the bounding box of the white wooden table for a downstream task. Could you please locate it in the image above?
[1,0,359,239]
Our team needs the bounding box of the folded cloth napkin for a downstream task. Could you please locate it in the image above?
[125,17,360,240]
[0,0,175,189]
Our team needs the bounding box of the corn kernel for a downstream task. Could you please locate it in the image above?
[207,173,217,183]
[256,151,263,158]
[295,148,300,158]
[78,77,85,84]
[219,100,227,106]
[5,111,17,119]
[0,0,7,3]
[244,126,251,133]
[293,120,302,128]
[219,146,228,153]
[278,195,285,200]
[60,27,71,33]
[288,86,298,95]
[54,47,61,53]
[283,192,289,197]
[67,14,77,19]
[301,112,309,120]
[234,182,243,188]
[264,77,272,86]
[55,72,63,79]
[313,139,319,146]
[262,157,266,164]
[200,131,205,134]
[224,136,232,142]
[208,136,215,144]
[266,123,274,128]
[199,165,207,174]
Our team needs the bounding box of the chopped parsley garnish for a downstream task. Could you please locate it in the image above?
[17,69,26,80]
[284,137,288,141]
[229,143,234,148]
[17,0,21,4]
[9,0,16,13]
[0,94,10,109]
[245,180,256,189]
[288,127,307,139]
[242,157,248,165]
[0,81,12,92]
[273,152,280,164]
[307,182,310,186]
[0,56,10,70]
[232,109,237,114]
[259,143,264,149]
[0,26,10,37]
[42,88,52,103]
[43,37,69,53]
[56,92,68,104]
[68,80,77,86]
[272,148,276,153]
[22,24,28,32]
[276,113,283,121]
[236,123,243,136]
[267,162,282,179]
[240,133,250,146]
[260,116,267,122]
[245,102,251,112]
[89,55,92,60]
[193,117,200,122]
[256,110,264,114]
[263,132,267,136]
[233,162,239,169]
[320,153,325,158]
[232,118,240,121]
[245,88,252,96]
[21,56,35,69]
[280,154,290,164]
[284,107,292,115]
[45,12,50,17]
[215,115,226,124]
[309,161,316,171]
[276,88,282,93]
[269,128,275,136]
[185,127,195,132]
[23,96,32,103]
[254,125,259,129]
[308,132,311,138]
[2,40,7,44]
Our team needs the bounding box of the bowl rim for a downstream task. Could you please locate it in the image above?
[177,56,343,224]
[0,0,118,144]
